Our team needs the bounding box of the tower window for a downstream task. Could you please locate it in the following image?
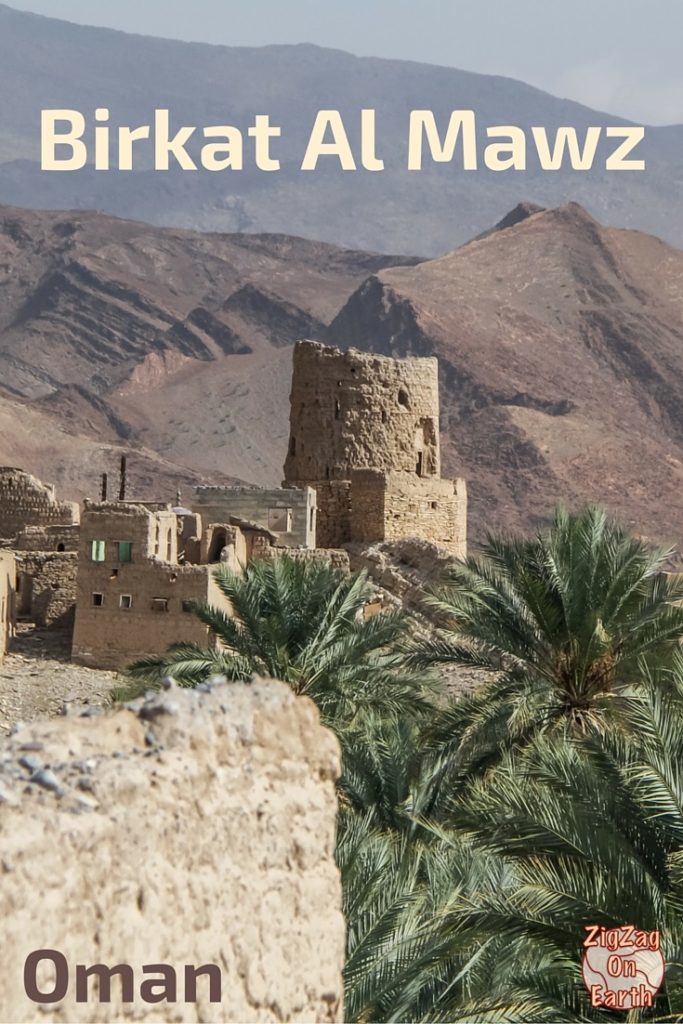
[92,593,104,607]
[120,594,133,609]
[398,389,410,407]
[289,436,296,456]
[381,410,387,423]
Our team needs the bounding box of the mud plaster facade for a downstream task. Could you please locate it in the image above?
[72,502,233,670]
[0,552,15,662]
[0,680,344,1023]
[0,469,79,540]
[284,342,467,554]
[193,486,317,548]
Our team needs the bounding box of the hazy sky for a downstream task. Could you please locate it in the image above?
[7,0,683,125]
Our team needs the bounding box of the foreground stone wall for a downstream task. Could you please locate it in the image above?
[0,679,345,1023]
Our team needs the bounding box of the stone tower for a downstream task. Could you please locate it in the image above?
[283,341,466,553]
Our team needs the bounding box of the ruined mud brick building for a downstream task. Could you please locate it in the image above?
[0,468,79,540]
[284,341,467,554]
[71,501,239,670]
[193,485,317,548]
[0,469,80,628]
[0,552,15,662]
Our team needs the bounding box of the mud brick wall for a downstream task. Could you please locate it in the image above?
[72,561,228,670]
[350,470,467,555]
[15,552,78,629]
[0,469,79,540]
[0,679,345,1023]
[307,481,351,548]
[13,524,80,553]
[258,545,351,573]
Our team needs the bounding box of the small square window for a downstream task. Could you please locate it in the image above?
[119,594,132,609]
[151,598,169,612]
[115,541,132,563]
[92,593,104,607]
[182,600,194,613]
[91,540,105,562]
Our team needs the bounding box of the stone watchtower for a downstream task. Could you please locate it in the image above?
[283,341,466,554]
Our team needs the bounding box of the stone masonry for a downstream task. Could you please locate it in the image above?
[283,341,467,553]
[15,552,78,628]
[0,469,79,541]
[0,679,345,1023]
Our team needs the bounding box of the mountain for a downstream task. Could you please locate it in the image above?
[0,204,417,497]
[328,201,683,552]
[1,3,683,255]
[3,200,683,555]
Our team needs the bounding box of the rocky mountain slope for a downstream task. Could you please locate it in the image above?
[1,3,683,254]
[329,201,683,550]
[0,204,416,497]
[3,200,683,553]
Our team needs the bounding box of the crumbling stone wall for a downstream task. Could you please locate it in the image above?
[13,524,80,553]
[0,468,79,541]
[0,679,345,1023]
[15,552,78,628]
[259,545,351,573]
[0,551,15,660]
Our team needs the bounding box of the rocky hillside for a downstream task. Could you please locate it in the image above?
[1,3,683,254]
[329,201,683,551]
[0,205,415,497]
[3,200,683,553]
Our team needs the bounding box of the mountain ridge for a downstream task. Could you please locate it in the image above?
[0,4,682,254]
[1,199,683,555]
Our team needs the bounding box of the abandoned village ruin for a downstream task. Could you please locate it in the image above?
[0,340,467,671]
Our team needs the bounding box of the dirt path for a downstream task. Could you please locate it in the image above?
[0,625,123,733]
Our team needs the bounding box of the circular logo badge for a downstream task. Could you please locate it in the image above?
[582,926,665,1011]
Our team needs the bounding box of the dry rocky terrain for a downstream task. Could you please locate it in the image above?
[2,200,683,554]
[0,626,118,732]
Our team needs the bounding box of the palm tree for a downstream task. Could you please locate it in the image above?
[416,506,683,740]
[125,554,439,734]
[342,665,683,1021]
